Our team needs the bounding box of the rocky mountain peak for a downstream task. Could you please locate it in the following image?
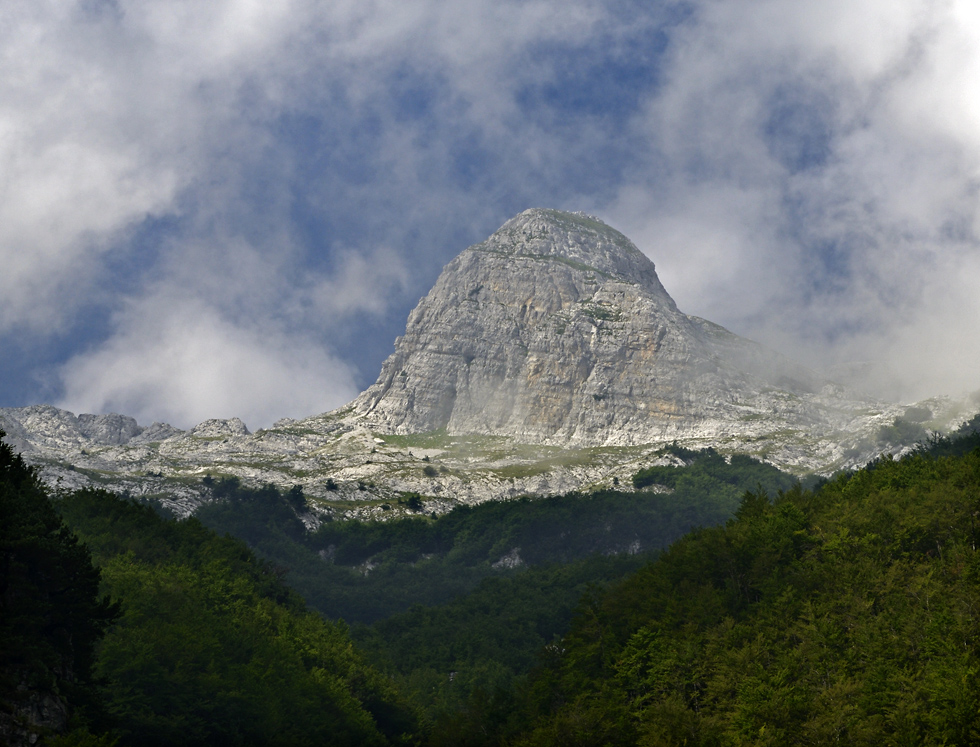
[353,208,830,446]
[475,208,672,296]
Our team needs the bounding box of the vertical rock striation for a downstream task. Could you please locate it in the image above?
[354,208,826,446]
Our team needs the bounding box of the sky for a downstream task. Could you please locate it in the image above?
[2,0,980,430]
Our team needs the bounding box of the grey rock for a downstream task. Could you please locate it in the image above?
[130,421,185,444]
[355,208,833,445]
[0,209,975,517]
[77,412,144,445]
[4,405,89,449]
[0,410,34,455]
[0,687,68,747]
[492,547,524,569]
[190,418,250,437]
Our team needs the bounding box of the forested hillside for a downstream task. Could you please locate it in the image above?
[1,430,799,744]
[194,445,798,624]
[0,430,418,746]
[488,423,980,745]
[59,488,419,746]
[9,419,980,745]
[0,431,116,746]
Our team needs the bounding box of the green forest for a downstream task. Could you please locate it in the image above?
[4,420,980,744]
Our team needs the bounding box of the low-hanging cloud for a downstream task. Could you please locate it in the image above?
[57,296,358,430]
[305,247,410,319]
[2,0,613,423]
[607,0,980,401]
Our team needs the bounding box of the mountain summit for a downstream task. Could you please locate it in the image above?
[355,208,826,445]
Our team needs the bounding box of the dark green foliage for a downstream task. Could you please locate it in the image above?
[903,405,932,423]
[57,486,302,608]
[0,432,117,742]
[316,453,802,740]
[189,445,796,724]
[286,484,307,510]
[631,449,798,503]
[356,554,648,746]
[399,492,425,512]
[504,445,980,745]
[198,477,308,546]
[19,436,812,745]
[196,476,749,625]
[958,413,980,436]
[876,416,928,446]
[17,418,980,744]
[182,451,793,742]
[56,487,418,746]
[918,413,980,458]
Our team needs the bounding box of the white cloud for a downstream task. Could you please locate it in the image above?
[57,297,357,429]
[306,247,410,319]
[606,0,980,401]
[11,0,980,422]
[1,0,616,421]
[0,0,606,327]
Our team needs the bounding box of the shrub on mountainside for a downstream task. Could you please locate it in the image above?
[876,417,928,447]
[631,449,799,512]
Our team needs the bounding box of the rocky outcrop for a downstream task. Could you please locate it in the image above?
[190,418,250,438]
[77,412,144,445]
[0,688,69,747]
[0,405,161,453]
[354,208,829,445]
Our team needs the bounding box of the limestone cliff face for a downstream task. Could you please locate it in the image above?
[354,208,823,446]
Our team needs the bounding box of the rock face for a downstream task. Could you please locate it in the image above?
[354,208,824,445]
[0,405,180,456]
[0,689,69,747]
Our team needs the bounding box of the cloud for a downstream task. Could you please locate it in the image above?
[0,1,615,316]
[57,296,357,429]
[8,0,980,423]
[1,0,630,421]
[304,247,410,319]
[605,0,980,401]
[0,0,279,332]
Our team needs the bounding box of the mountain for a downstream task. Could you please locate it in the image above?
[356,208,832,445]
[1,209,974,515]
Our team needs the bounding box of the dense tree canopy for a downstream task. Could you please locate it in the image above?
[56,486,419,746]
[0,432,116,745]
[195,448,794,626]
[11,420,980,745]
[508,446,980,745]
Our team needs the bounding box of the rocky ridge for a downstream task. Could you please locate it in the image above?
[2,209,976,518]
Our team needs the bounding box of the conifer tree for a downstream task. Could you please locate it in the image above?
[0,432,116,745]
